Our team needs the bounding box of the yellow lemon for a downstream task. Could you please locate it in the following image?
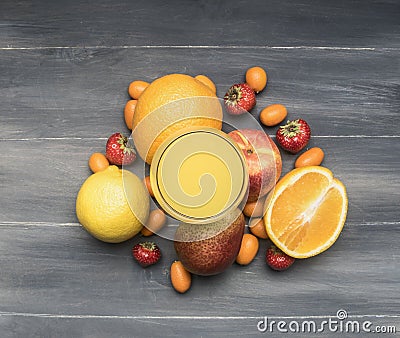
[76,165,149,243]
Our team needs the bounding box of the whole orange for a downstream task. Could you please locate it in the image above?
[132,74,222,164]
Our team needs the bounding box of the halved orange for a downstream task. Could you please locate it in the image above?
[264,166,348,259]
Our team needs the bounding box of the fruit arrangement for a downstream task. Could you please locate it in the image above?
[75,66,348,294]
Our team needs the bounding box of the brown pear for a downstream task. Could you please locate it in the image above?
[174,212,245,276]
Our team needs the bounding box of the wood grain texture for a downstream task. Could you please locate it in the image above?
[0,48,399,139]
[0,316,398,338]
[1,0,399,48]
[0,138,399,224]
[0,223,399,337]
[1,0,400,336]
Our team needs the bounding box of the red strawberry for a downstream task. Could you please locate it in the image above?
[132,242,161,267]
[266,245,295,271]
[276,119,311,154]
[224,83,256,115]
[105,132,136,165]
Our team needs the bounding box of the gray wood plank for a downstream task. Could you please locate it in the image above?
[0,315,398,338]
[1,1,399,336]
[0,48,399,139]
[0,0,399,48]
[0,137,399,224]
[0,222,399,336]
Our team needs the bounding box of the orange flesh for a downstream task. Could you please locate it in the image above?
[268,170,346,257]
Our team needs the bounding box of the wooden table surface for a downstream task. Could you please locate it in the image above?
[1,1,399,337]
